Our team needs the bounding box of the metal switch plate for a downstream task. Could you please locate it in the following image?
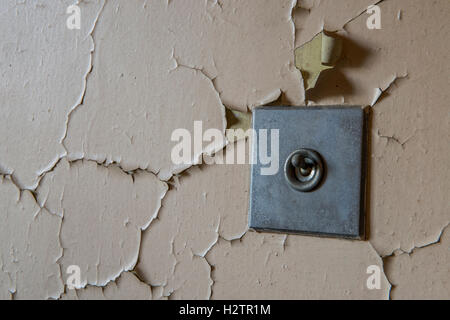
[249,106,368,239]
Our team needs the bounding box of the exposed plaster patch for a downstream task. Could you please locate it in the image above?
[294,31,343,91]
[224,108,252,142]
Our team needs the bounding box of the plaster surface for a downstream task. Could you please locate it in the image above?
[0,0,448,299]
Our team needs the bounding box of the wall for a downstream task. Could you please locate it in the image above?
[0,0,448,299]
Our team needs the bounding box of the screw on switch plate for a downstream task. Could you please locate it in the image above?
[248,106,368,240]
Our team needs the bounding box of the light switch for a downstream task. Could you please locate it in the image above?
[248,106,368,239]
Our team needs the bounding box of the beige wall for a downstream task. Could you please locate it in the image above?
[0,0,448,299]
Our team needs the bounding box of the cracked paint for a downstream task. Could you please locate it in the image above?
[383,225,450,299]
[207,232,390,299]
[35,158,167,288]
[296,0,449,257]
[0,0,449,300]
[60,271,153,300]
[0,176,63,299]
[64,0,227,181]
[292,0,378,47]
[0,0,103,190]
[136,142,249,299]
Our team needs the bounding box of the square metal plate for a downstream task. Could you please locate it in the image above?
[249,106,368,239]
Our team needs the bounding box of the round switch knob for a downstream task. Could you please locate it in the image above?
[284,149,324,192]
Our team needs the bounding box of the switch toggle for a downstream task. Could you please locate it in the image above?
[284,149,324,192]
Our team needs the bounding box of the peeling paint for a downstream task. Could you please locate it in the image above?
[60,271,153,300]
[0,176,63,299]
[0,0,103,190]
[383,225,450,299]
[207,232,390,299]
[136,147,249,298]
[294,31,342,90]
[1,0,449,300]
[36,158,167,288]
